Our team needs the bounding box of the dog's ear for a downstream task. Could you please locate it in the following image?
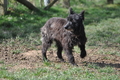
[69,8,74,14]
[79,10,85,20]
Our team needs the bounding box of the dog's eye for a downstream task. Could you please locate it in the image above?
[67,17,73,21]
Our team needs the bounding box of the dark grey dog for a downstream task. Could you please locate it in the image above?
[41,8,87,66]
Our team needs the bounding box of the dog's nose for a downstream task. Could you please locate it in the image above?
[64,25,68,29]
[64,23,69,29]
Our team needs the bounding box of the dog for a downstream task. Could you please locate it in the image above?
[41,8,87,66]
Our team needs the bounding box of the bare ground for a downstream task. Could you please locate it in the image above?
[0,46,120,72]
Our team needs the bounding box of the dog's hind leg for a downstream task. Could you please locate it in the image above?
[41,38,52,61]
[55,41,65,62]
[42,43,49,61]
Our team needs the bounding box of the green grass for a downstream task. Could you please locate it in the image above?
[0,65,119,80]
[0,0,120,80]
[86,18,120,47]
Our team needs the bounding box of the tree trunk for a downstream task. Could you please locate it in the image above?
[44,0,58,10]
[44,0,50,6]
[16,0,40,12]
[62,0,70,8]
[107,0,114,4]
[0,0,7,15]
[40,0,43,7]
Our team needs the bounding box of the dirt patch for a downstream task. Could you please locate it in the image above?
[0,48,120,71]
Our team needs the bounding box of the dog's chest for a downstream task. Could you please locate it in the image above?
[63,34,80,48]
[70,36,80,46]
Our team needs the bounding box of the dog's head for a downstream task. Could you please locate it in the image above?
[64,8,85,34]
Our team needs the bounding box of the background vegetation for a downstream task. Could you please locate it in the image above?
[0,0,120,80]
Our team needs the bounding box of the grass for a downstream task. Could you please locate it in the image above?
[86,18,120,47]
[0,65,119,80]
[0,0,120,80]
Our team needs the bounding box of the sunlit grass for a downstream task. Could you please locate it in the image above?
[0,0,120,80]
[0,65,119,80]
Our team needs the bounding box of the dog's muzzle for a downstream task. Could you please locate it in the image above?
[64,22,73,31]
[64,22,69,29]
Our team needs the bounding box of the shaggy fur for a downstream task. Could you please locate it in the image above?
[41,8,87,66]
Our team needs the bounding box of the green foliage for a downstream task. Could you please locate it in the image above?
[43,60,51,66]
[86,18,120,47]
[0,66,119,80]
[98,67,115,73]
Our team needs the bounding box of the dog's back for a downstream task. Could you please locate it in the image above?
[41,17,67,42]
[41,17,67,32]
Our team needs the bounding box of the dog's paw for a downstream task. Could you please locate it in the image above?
[71,63,78,66]
[80,52,86,58]
[60,59,66,63]
[43,58,50,62]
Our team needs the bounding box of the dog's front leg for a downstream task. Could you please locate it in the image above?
[78,44,87,58]
[64,48,78,66]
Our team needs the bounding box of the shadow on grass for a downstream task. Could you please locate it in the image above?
[85,62,120,70]
[0,8,66,40]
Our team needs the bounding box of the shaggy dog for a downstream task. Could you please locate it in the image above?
[41,8,87,66]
